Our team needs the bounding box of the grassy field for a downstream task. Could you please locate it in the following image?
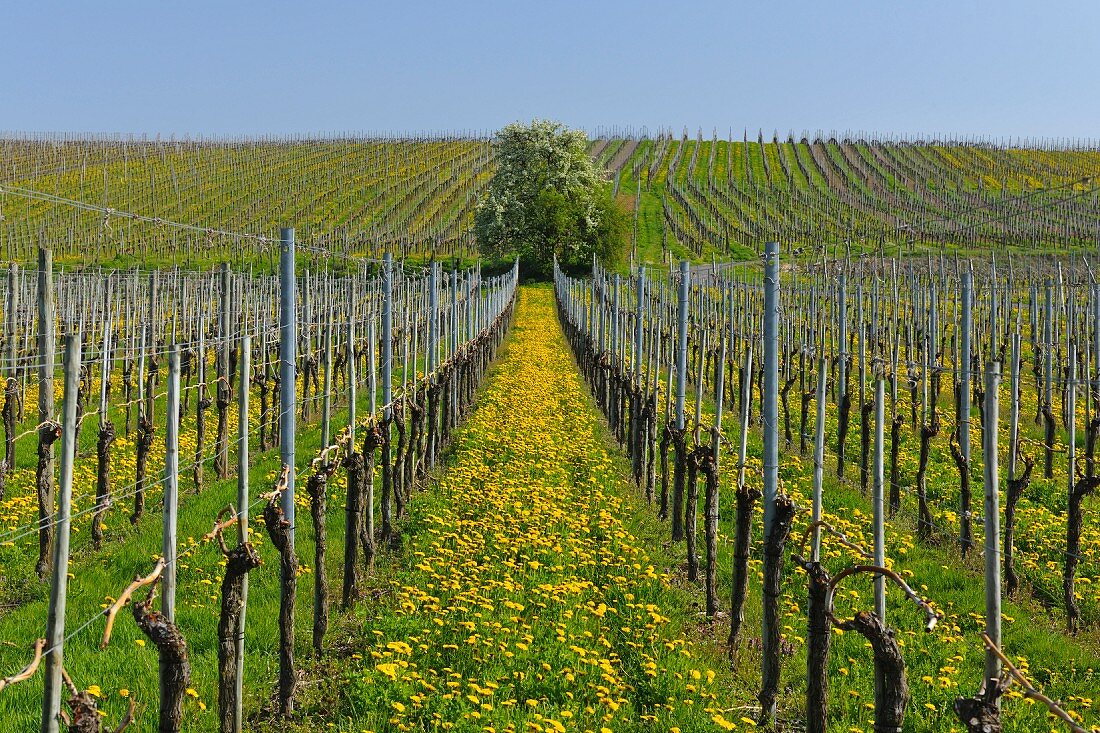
[272,286,747,732]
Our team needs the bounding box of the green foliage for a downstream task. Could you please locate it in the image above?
[475,120,627,279]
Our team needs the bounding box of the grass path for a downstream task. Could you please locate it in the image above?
[285,286,744,733]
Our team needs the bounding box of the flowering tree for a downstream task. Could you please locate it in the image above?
[475,119,626,278]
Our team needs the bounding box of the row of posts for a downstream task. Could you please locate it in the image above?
[565,241,1009,723]
[762,244,1006,717]
[37,229,473,732]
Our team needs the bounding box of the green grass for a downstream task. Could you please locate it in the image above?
[265,286,747,732]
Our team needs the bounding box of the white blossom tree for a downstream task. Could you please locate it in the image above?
[475,119,626,278]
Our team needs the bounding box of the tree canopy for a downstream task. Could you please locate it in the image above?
[474,120,626,279]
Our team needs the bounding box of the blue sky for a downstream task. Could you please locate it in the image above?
[3,1,1096,140]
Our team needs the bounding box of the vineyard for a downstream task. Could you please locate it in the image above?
[1,131,1100,733]
[597,132,1100,262]
[0,135,493,267]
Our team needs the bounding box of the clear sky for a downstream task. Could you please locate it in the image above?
[3,1,1097,140]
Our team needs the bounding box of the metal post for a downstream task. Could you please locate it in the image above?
[762,242,780,535]
[737,345,753,482]
[5,263,16,380]
[428,264,439,467]
[1094,285,1100,413]
[836,273,848,477]
[278,229,297,710]
[368,318,377,417]
[40,334,79,733]
[1008,331,1021,483]
[347,315,356,446]
[234,334,250,733]
[279,229,297,538]
[676,261,689,431]
[613,273,621,367]
[588,272,596,349]
[382,253,394,419]
[218,263,231,477]
[381,254,394,531]
[873,376,886,620]
[36,246,56,580]
[759,240,781,725]
[811,357,827,561]
[321,305,333,449]
[163,346,181,621]
[1069,341,1077,503]
[451,270,459,357]
[429,264,439,374]
[713,323,726,464]
[634,268,645,376]
[598,274,607,354]
[960,271,972,551]
[990,270,999,358]
[1044,280,1054,413]
[983,360,1002,691]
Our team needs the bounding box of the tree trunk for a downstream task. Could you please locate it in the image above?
[671,428,687,541]
[888,414,903,516]
[700,445,719,617]
[362,425,383,573]
[0,378,16,503]
[1065,474,1100,633]
[685,448,700,580]
[804,561,831,733]
[341,451,365,608]
[758,494,797,723]
[132,414,154,524]
[307,468,332,655]
[133,595,191,733]
[837,390,852,480]
[217,541,260,733]
[35,421,61,578]
[263,495,297,716]
[214,370,231,480]
[658,423,672,520]
[916,414,939,542]
[954,680,1006,733]
[950,431,973,556]
[728,483,761,653]
[92,420,116,550]
[1004,455,1034,596]
[838,611,908,733]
